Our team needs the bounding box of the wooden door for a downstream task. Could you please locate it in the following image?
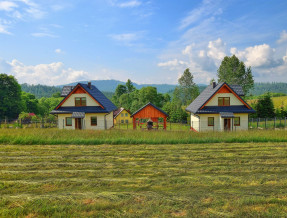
[224,119,231,131]
[75,118,82,129]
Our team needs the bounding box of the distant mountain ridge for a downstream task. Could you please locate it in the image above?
[59,80,185,94]
[21,80,287,99]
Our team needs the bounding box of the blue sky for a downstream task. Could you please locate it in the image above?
[0,0,287,85]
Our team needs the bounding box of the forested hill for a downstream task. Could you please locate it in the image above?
[21,81,287,99]
[60,80,180,93]
[21,83,62,98]
[250,83,287,95]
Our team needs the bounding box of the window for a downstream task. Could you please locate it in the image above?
[75,97,86,106]
[121,120,124,124]
[208,117,214,126]
[218,97,230,106]
[121,113,124,117]
[125,113,128,117]
[91,117,97,126]
[234,117,240,126]
[125,120,128,124]
[66,117,72,126]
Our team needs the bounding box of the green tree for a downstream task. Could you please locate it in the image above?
[0,74,22,119]
[126,79,135,93]
[177,68,199,105]
[21,92,39,114]
[217,55,254,95]
[255,92,275,118]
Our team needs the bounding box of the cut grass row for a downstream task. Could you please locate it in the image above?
[1,143,287,217]
[0,129,287,145]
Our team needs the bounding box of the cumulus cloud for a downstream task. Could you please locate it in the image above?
[230,44,279,68]
[157,59,188,67]
[207,38,226,64]
[277,30,287,44]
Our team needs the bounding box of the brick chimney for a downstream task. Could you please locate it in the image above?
[212,81,216,89]
[88,81,92,89]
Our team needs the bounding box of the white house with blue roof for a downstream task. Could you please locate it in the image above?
[51,82,117,130]
[186,82,255,132]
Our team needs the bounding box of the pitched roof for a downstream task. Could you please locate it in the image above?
[131,102,168,117]
[229,85,244,96]
[113,107,131,118]
[197,106,255,114]
[52,83,117,114]
[186,82,254,114]
[61,86,74,97]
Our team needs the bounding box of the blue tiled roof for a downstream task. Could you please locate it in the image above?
[197,106,255,114]
[50,106,112,114]
[186,82,254,114]
[51,83,117,114]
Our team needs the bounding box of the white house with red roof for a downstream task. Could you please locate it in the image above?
[186,82,255,132]
[50,82,117,130]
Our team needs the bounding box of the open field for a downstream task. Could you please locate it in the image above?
[1,143,287,217]
[0,129,287,145]
[247,96,287,108]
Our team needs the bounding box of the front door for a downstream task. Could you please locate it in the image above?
[75,118,82,130]
[224,119,231,131]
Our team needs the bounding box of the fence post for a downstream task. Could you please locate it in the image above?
[280,118,282,128]
[265,118,267,129]
[127,122,128,129]
[257,118,259,128]
[274,117,276,129]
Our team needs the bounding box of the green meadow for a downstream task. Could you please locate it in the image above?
[1,142,287,217]
[0,129,287,145]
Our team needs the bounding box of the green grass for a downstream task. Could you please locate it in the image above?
[1,143,287,217]
[0,129,286,145]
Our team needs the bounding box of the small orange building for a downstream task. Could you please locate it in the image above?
[131,102,168,130]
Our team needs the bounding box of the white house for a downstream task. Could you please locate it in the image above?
[186,82,255,132]
[50,82,117,130]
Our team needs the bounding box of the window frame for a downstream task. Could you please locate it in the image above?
[208,117,214,126]
[218,97,230,106]
[125,120,128,124]
[75,97,87,106]
[91,116,97,126]
[234,117,240,126]
[66,117,72,126]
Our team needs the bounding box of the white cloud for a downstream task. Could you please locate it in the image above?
[157,59,187,67]
[182,45,193,55]
[230,44,277,68]
[0,1,18,11]
[207,38,226,64]
[277,30,287,44]
[110,0,142,8]
[0,24,11,34]
[54,49,62,54]
[109,33,138,42]
[117,0,141,8]
[31,32,58,38]
[2,60,90,85]
[179,0,223,29]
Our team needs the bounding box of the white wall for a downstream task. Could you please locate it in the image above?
[206,93,244,106]
[62,93,100,107]
[57,113,114,130]
[190,113,200,131]
[197,113,249,132]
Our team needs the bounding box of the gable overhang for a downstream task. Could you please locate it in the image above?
[199,83,251,110]
[131,102,168,118]
[114,108,131,119]
[55,84,105,110]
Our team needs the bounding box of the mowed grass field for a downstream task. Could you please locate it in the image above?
[248,96,287,108]
[1,142,287,217]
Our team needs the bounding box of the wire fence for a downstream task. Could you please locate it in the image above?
[248,117,287,130]
[0,119,58,129]
[1,117,287,131]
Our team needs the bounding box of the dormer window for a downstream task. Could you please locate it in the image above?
[218,97,230,106]
[75,97,87,106]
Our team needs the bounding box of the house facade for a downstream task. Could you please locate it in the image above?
[186,82,255,132]
[113,107,132,124]
[50,82,117,130]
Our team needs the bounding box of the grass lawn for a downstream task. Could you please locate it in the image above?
[0,129,287,145]
[1,143,287,217]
